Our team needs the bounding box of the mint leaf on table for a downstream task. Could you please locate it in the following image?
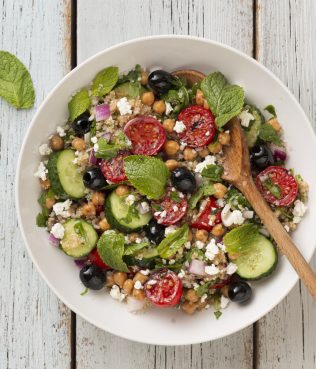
[223,224,259,254]
[123,155,169,200]
[201,72,244,128]
[264,104,277,117]
[201,164,224,181]
[124,242,149,256]
[68,88,90,121]
[0,51,35,109]
[189,183,215,209]
[92,66,119,97]
[97,231,129,272]
[259,124,283,146]
[157,224,189,259]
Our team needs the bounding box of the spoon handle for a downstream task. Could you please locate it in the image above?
[241,179,316,299]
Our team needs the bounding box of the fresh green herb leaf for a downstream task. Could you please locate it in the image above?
[259,124,283,146]
[157,224,189,259]
[223,224,259,254]
[264,104,277,117]
[186,249,205,262]
[92,66,119,97]
[115,81,145,98]
[118,64,142,84]
[196,281,212,297]
[201,164,224,181]
[90,120,96,140]
[0,51,35,109]
[262,178,281,199]
[154,262,183,271]
[68,88,90,121]
[162,85,190,115]
[214,311,222,319]
[36,212,47,227]
[80,287,89,296]
[189,184,215,209]
[74,221,88,243]
[151,203,163,212]
[169,190,182,203]
[124,242,149,256]
[94,137,130,160]
[123,155,169,200]
[37,189,55,217]
[201,72,244,128]
[97,230,129,272]
[120,204,140,224]
[226,188,251,210]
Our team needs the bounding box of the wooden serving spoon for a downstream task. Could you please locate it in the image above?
[173,69,316,299]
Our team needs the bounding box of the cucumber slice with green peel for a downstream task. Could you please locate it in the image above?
[243,105,264,148]
[105,191,152,233]
[61,219,98,258]
[232,235,278,280]
[48,150,85,199]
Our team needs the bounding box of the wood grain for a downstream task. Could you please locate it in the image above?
[0,1,72,368]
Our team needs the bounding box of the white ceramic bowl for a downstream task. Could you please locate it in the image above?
[16,35,316,345]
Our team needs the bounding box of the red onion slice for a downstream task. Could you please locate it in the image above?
[95,103,110,122]
[48,233,60,247]
[188,259,205,276]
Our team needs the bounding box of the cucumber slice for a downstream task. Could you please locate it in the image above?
[61,219,98,258]
[233,235,278,280]
[243,105,264,148]
[105,191,152,233]
[48,150,85,199]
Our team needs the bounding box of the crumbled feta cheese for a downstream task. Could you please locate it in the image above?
[50,223,65,239]
[162,259,166,264]
[138,201,150,214]
[135,238,142,244]
[218,243,226,252]
[205,239,219,261]
[193,283,200,290]
[178,269,185,279]
[56,126,66,137]
[216,198,225,208]
[238,110,254,128]
[220,295,230,309]
[124,235,131,244]
[165,226,177,236]
[91,136,98,144]
[178,192,184,198]
[196,241,205,249]
[184,241,191,250]
[205,264,219,275]
[242,209,254,219]
[173,205,179,211]
[226,262,238,275]
[53,199,72,218]
[117,97,132,115]
[173,120,186,133]
[201,294,208,303]
[125,194,136,206]
[134,281,143,290]
[110,285,126,301]
[169,259,175,265]
[140,269,150,276]
[147,279,157,285]
[293,200,307,223]
[38,143,52,156]
[284,225,290,232]
[93,143,99,152]
[195,155,217,173]
[221,204,245,227]
[160,210,167,218]
[34,162,48,181]
[180,143,188,151]
[165,102,173,115]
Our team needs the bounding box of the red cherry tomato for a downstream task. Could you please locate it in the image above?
[177,105,216,148]
[191,197,221,231]
[123,116,166,155]
[144,269,182,307]
[100,151,129,183]
[88,248,110,270]
[256,166,298,206]
[153,189,188,225]
[211,277,231,290]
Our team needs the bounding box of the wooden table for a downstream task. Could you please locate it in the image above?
[1,1,315,368]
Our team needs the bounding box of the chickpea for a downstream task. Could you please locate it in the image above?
[213,183,228,199]
[128,233,139,242]
[106,274,115,287]
[197,300,208,310]
[45,197,56,209]
[133,272,149,285]
[141,91,155,106]
[164,140,180,156]
[40,178,51,190]
[50,135,64,151]
[140,71,149,85]
[184,289,199,303]
[153,100,166,114]
[165,159,179,171]
[203,100,209,110]
[182,301,198,315]
[162,118,175,133]
[218,131,230,146]
[122,279,134,295]
[211,224,225,237]
[267,118,282,133]
[208,141,222,154]
[71,137,85,151]
[188,229,193,242]
[195,89,205,106]
[91,191,105,206]
[113,272,128,288]
[183,147,197,161]
[132,288,146,300]
[195,229,208,243]
[221,285,229,298]
[81,202,96,217]
[198,148,209,158]
[115,185,129,196]
[98,218,110,231]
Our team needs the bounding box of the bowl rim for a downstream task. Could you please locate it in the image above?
[15,34,316,345]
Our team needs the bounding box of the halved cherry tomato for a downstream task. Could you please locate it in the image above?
[153,189,188,225]
[144,269,182,307]
[123,116,166,155]
[191,197,221,231]
[100,151,129,183]
[177,105,216,148]
[210,277,231,290]
[256,166,298,206]
[88,248,110,270]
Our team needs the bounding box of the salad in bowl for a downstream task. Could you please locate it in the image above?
[34,64,308,317]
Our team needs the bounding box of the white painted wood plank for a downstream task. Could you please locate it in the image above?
[256,1,316,368]
[76,1,254,368]
[0,1,72,368]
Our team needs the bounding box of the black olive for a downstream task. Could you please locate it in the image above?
[145,219,165,244]
[79,264,105,290]
[171,167,196,194]
[250,143,274,170]
[83,167,107,190]
[148,70,178,95]
[228,281,252,303]
[72,112,91,134]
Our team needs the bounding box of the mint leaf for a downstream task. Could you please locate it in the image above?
[92,66,119,97]
[120,204,140,224]
[36,212,47,227]
[97,231,129,272]
[68,88,90,121]
[94,138,130,160]
[259,124,283,146]
[223,224,259,254]
[74,221,88,243]
[169,190,182,203]
[157,224,189,258]
[118,64,142,84]
[196,281,212,297]
[264,104,277,117]
[201,164,224,181]
[214,311,222,319]
[124,242,149,256]
[226,188,250,210]
[201,72,244,128]
[189,184,215,209]
[0,51,35,109]
[262,178,281,199]
[80,287,89,296]
[124,155,169,200]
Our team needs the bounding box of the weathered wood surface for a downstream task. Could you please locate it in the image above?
[0,1,72,368]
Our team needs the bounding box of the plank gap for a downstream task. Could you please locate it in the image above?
[71,0,77,68]
[252,0,259,59]
[71,311,77,369]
